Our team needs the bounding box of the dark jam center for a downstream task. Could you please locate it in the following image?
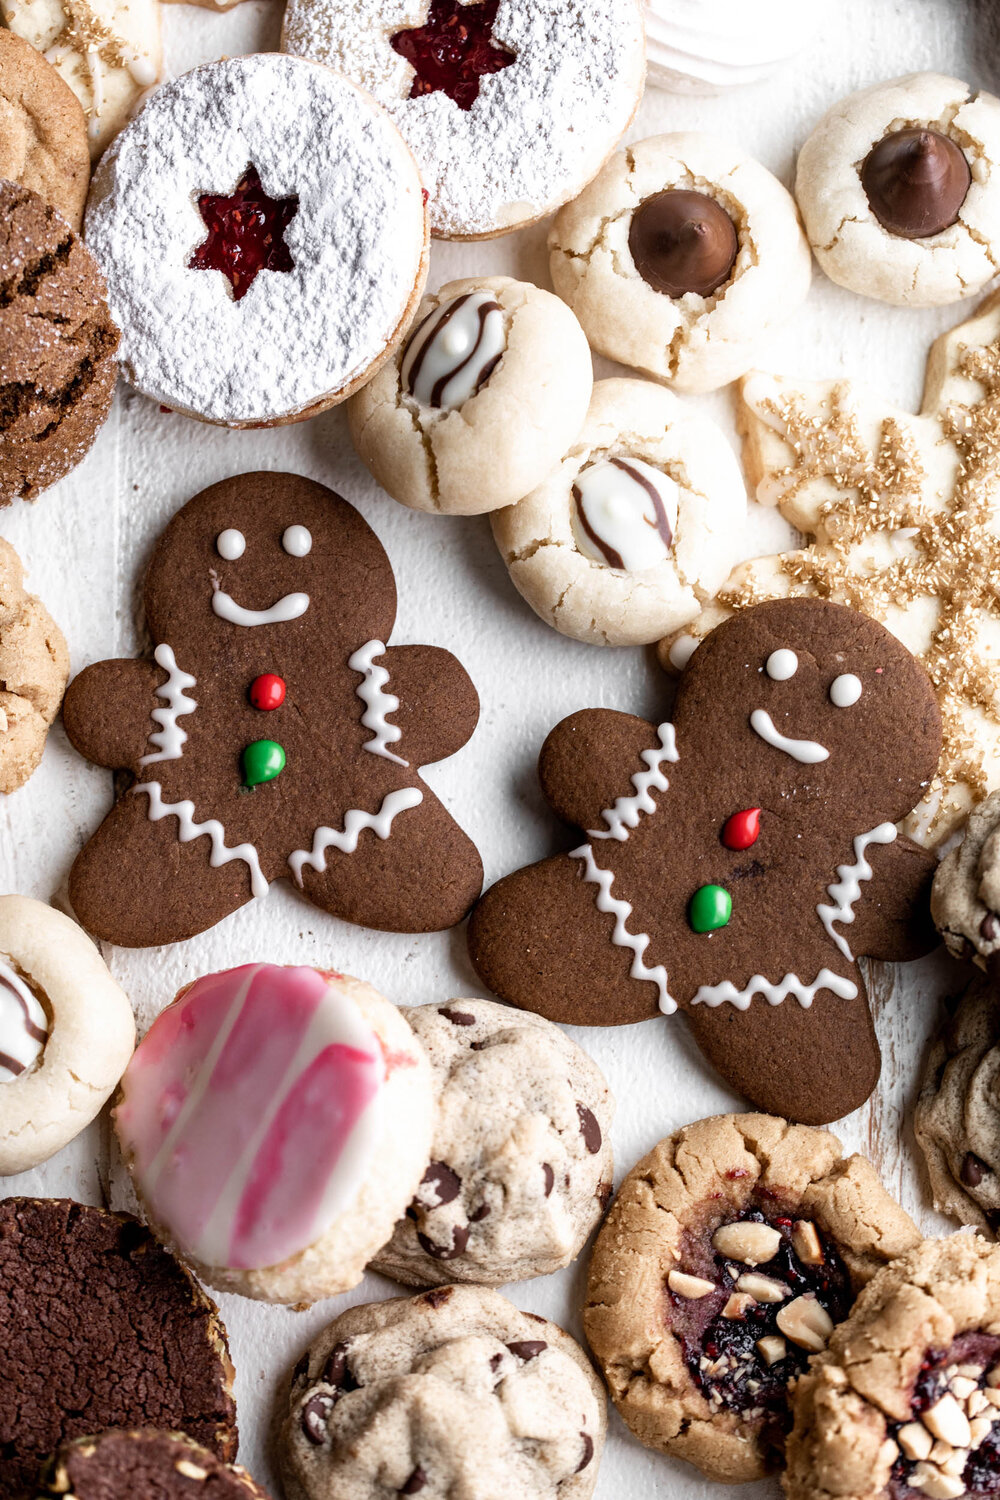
[390,0,516,111]
[887,1333,1000,1499]
[188,164,298,302]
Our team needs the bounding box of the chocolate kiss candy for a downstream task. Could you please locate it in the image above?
[628,189,739,298]
[861,128,971,239]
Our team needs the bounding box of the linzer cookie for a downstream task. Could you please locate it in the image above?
[584,1114,919,1483]
[0,539,69,791]
[84,56,427,426]
[62,472,483,947]
[549,133,811,393]
[491,378,745,646]
[115,963,431,1303]
[468,597,942,1125]
[795,72,1000,305]
[0,32,89,229]
[281,0,645,239]
[348,275,593,515]
[0,1198,237,1500]
[40,1432,272,1500]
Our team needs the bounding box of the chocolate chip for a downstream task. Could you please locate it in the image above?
[292,1352,310,1382]
[399,1467,427,1494]
[322,1341,358,1394]
[596,1181,612,1210]
[421,1287,453,1308]
[301,1394,333,1446]
[417,1225,470,1260]
[439,1007,475,1026]
[961,1152,988,1188]
[577,1102,602,1154]
[526,1312,547,1324]
[506,1341,547,1361]
[542,1163,554,1197]
[469,1204,490,1222]
[470,1040,487,1050]
[420,1161,461,1206]
[576,1434,594,1473]
[489,1353,503,1372]
[981,913,1000,943]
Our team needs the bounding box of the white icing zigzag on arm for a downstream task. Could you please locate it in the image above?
[139,644,197,767]
[572,843,676,1014]
[816,821,898,962]
[348,640,408,766]
[288,788,424,884]
[133,782,270,899]
[589,723,678,841]
[691,969,858,1011]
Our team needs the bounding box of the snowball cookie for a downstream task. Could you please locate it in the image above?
[549,133,811,394]
[281,1285,606,1499]
[371,997,614,1287]
[114,963,432,1305]
[796,72,1000,306]
[491,377,746,647]
[0,896,134,1177]
[348,277,593,515]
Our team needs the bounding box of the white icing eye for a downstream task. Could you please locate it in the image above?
[216,529,245,561]
[766,649,798,681]
[830,673,862,708]
[282,525,312,557]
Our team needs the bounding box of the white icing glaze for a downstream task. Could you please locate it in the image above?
[139,645,197,767]
[571,457,678,572]
[668,634,699,671]
[750,709,829,764]
[572,843,676,1014]
[211,579,310,628]
[282,525,312,557]
[289,788,425,884]
[830,673,862,708]
[216,529,245,560]
[133,782,270,899]
[691,969,858,1010]
[765,648,798,681]
[348,640,407,766]
[402,291,506,411]
[589,723,678,841]
[817,821,898,962]
[0,958,47,1083]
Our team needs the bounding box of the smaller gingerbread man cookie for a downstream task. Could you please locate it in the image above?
[0,539,69,792]
[549,133,811,394]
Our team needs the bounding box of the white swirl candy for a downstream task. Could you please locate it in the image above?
[0,958,48,1083]
[402,291,506,411]
[571,457,678,572]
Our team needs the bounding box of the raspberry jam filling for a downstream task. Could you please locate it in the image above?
[390,0,516,112]
[887,1333,1000,1500]
[188,164,298,302]
[667,1206,851,1447]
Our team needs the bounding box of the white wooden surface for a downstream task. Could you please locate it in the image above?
[1,2,996,1494]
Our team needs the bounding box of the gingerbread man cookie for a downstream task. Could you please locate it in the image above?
[662,290,1000,848]
[468,598,941,1125]
[63,472,483,947]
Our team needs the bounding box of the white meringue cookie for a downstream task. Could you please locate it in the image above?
[644,0,817,94]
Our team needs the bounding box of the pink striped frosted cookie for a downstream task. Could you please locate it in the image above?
[114,963,432,1304]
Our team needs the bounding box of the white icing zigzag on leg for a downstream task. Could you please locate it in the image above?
[588,723,678,841]
[572,843,676,1014]
[133,782,269,899]
[288,788,424,885]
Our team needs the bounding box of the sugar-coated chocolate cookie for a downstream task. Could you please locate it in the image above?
[796,73,1000,306]
[0,1198,237,1500]
[371,997,613,1287]
[0,895,134,1176]
[784,1235,1000,1500]
[40,1432,272,1500]
[549,133,811,394]
[85,57,427,427]
[584,1114,920,1483]
[348,276,593,516]
[0,539,69,792]
[115,964,433,1304]
[468,597,941,1125]
[281,1285,606,1500]
[0,32,89,230]
[933,790,1000,967]
[282,0,645,240]
[491,377,746,647]
[63,472,483,947]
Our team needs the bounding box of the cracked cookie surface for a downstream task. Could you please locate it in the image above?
[0,537,69,793]
[0,32,89,230]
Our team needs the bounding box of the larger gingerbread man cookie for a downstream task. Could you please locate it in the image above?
[468,598,941,1124]
[64,472,483,947]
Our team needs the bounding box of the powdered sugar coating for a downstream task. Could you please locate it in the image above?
[84,55,427,423]
[281,0,646,238]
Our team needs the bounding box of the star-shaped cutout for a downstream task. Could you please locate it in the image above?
[391,0,516,112]
[188,164,298,302]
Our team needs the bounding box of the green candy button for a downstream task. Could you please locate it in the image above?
[689,883,732,933]
[242,738,285,788]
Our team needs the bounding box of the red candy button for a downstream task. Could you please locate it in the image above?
[250,673,286,711]
[722,808,761,851]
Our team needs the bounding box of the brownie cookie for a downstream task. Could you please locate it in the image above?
[491,377,746,647]
[0,181,119,505]
[0,1198,237,1500]
[784,1235,1000,1500]
[0,895,134,1175]
[0,32,89,230]
[115,964,432,1305]
[40,1432,271,1500]
[280,1285,606,1500]
[371,997,613,1287]
[0,540,69,793]
[584,1114,920,1484]
[549,133,811,393]
[933,791,1000,966]
[796,72,1000,306]
[348,276,593,515]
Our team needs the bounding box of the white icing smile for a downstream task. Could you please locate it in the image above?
[211,576,310,627]
[750,708,829,764]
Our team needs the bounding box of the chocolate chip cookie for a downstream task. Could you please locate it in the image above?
[933,791,1000,966]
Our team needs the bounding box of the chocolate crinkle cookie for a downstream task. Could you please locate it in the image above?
[932,791,1000,966]
[784,1234,1000,1500]
[0,1198,237,1500]
[39,1431,272,1500]
[583,1113,920,1484]
[0,180,119,505]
